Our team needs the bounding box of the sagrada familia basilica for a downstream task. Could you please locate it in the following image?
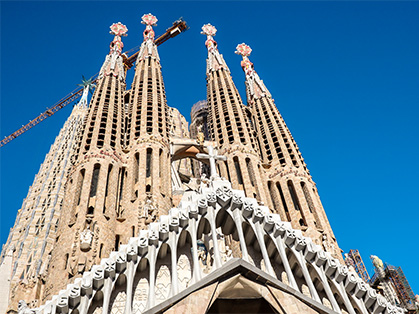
[0,13,411,314]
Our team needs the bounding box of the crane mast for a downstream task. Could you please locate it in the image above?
[0,18,188,148]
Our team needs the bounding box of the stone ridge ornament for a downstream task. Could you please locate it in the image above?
[109,22,128,37]
[235,43,252,57]
[201,23,217,37]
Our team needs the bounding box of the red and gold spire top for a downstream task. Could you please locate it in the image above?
[109,22,128,55]
[141,13,157,42]
[235,43,270,99]
[201,23,229,73]
[136,13,160,62]
[98,22,128,82]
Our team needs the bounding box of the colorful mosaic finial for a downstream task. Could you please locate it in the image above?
[141,13,157,42]
[235,43,252,57]
[142,13,158,26]
[235,43,254,77]
[235,43,269,99]
[201,23,228,73]
[108,22,127,55]
[201,23,217,37]
[109,22,128,37]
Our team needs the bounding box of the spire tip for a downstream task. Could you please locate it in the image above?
[141,13,158,26]
[201,23,217,37]
[235,43,252,57]
[109,22,128,37]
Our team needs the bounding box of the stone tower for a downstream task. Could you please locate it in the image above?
[201,24,270,206]
[125,13,172,221]
[4,15,408,314]
[235,43,341,260]
[0,82,91,312]
[43,22,129,301]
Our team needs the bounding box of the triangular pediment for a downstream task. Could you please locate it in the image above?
[144,259,336,314]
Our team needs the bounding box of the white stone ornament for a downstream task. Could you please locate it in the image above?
[79,227,94,251]
[26,174,405,314]
[196,145,226,179]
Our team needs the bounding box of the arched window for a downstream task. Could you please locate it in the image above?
[89,164,101,198]
[233,157,243,186]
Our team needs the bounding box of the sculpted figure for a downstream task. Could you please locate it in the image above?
[18,300,35,314]
[371,255,384,270]
[80,226,94,251]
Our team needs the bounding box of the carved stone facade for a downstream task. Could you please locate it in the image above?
[21,178,403,314]
[0,84,90,312]
[1,14,395,314]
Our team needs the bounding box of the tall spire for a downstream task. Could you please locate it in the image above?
[136,13,160,62]
[98,22,128,82]
[125,13,172,223]
[201,24,270,206]
[235,43,271,99]
[236,43,342,261]
[0,76,91,311]
[44,23,128,299]
[201,24,229,73]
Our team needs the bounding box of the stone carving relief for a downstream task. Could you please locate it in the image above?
[110,290,127,314]
[80,226,94,251]
[132,278,149,314]
[17,301,35,314]
[177,254,192,290]
[142,195,158,225]
[24,178,406,314]
[155,264,171,301]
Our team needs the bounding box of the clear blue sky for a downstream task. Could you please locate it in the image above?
[1,1,418,294]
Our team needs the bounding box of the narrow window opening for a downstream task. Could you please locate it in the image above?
[87,206,94,216]
[276,182,291,221]
[119,168,125,200]
[233,157,243,185]
[146,148,152,178]
[159,149,163,178]
[89,164,100,197]
[64,253,69,269]
[115,235,120,251]
[76,169,85,206]
[104,164,113,213]
[134,153,139,183]
[99,244,104,258]
[288,180,301,211]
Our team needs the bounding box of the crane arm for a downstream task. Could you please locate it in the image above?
[1,18,188,148]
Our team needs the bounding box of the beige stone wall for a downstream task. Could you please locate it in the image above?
[0,102,88,312]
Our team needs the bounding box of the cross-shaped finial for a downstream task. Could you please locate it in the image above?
[196,145,226,179]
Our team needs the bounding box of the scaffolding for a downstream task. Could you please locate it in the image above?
[345,249,370,283]
[386,264,416,311]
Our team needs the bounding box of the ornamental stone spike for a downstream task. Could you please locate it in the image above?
[141,13,158,42]
[98,22,127,81]
[235,43,269,98]
[109,22,128,55]
[201,23,227,72]
[196,145,226,179]
[137,13,160,62]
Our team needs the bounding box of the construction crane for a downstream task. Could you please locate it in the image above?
[1,18,189,148]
